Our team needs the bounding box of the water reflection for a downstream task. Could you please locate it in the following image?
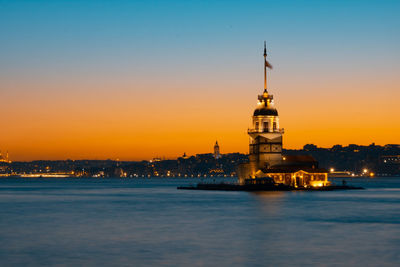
[0,178,399,266]
[252,191,286,199]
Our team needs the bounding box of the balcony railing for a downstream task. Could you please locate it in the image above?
[248,128,284,134]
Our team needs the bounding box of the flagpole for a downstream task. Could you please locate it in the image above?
[264,41,267,91]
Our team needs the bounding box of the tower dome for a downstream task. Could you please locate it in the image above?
[254,108,278,116]
[254,86,278,116]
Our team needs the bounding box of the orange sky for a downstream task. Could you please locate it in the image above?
[1,1,399,161]
[2,61,400,161]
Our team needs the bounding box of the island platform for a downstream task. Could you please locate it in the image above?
[177,182,363,191]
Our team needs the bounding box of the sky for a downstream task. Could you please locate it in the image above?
[1,0,399,161]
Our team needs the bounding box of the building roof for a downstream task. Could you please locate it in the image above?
[260,154,327,174]
[262,165,328,174]
[283,155,317,163]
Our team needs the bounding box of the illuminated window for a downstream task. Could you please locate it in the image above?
[255,122,259,130]
[273,122,277,130]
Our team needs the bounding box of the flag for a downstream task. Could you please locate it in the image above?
[265,59,273,69]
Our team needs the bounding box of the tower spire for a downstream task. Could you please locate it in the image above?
[263,41,273,92]
[264,41,267,91]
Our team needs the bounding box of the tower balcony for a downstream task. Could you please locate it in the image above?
[248,128,284,134]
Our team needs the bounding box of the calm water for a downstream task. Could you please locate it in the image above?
[0,177,399,267]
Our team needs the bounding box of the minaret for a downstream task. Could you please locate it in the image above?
[247,43,283,174]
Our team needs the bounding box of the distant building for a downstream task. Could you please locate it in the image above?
[151,158,161,162]
[237,43,328,187]
[195,153,214,161]
[214,141,221,159]
[0,151,11,175]
[385,144,400,149]
[0,151,11,163]
[381,155,400,163]
[380,155,400,175]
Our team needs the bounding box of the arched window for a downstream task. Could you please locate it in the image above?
[263,122,268,132]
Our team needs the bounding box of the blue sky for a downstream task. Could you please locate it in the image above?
[1,0,399,73]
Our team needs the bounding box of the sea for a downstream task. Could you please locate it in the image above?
[0,177,399,267]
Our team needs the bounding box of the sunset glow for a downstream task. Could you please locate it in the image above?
[1,0,399,161]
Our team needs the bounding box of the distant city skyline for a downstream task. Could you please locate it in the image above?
[1,0,399,161]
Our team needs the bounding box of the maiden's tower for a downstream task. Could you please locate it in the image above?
[237,43,329,188]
